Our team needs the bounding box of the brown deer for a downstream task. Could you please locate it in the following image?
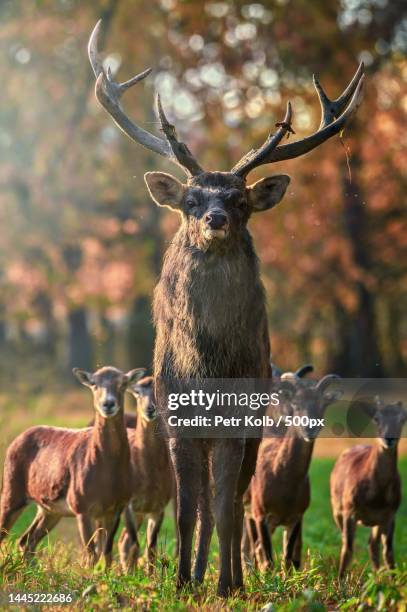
[117,376,175,573]
[330,398,406,578]
[88,20,364,596]
[244,371,341,570]
[0,366,144,566]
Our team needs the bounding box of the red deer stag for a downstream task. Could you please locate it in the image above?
[0,366,144,566]
[88,20,364,596]
[330,398,406,578]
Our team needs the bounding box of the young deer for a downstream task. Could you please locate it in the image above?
[117,376,174,573]
[245,372,341,570]
[88,20,363,596]
[0,366,144,566]
[330,398,406,578]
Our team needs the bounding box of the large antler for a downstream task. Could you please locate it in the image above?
[232,63,364,178]
[88,20,203,176]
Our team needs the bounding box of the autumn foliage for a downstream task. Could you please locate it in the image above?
[0,0,405,387]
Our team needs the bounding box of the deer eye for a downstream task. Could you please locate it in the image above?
[225,190,244,206]
[185,196,196,209]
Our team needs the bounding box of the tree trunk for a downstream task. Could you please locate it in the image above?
[381,298,405,375]
[127,295,154,372]
[33,290,57,356]
[329,153,383,376]
[67,307,93,373]
[0,303,6,347]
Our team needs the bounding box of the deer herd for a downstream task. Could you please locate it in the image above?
[0,20,405,599]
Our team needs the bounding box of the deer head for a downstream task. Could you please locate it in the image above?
[366,398,407,449]
[89,21,364,252]
[127,376,157,423]
[278,373,343,442]
[73,366,145,418]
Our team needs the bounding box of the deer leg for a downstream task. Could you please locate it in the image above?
[145,511,164,573]
[93,519,106,558]
[292,518,303,570]
[170,440,201,591]
[255,517,273,570]
[0,492,26,545]
[241,517,256,568]
[339,516,356,579]
[18,507,43,551]
[102,511,122,569]
[369,525,381,570]
[381,519,395,569]
[118,506,140,573]
[213,486,234,597]
[193,478,214,584]
[20,509,60,556]
[172,493,179,557]
[77,514,98,567]
[213,439,244,597]
[283,520,301,570]
[231,495,245,590]
[232,438,259,589]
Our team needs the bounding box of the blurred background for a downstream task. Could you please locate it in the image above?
[0,0,405,397]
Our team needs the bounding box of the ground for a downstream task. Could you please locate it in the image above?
[0,390,406,610]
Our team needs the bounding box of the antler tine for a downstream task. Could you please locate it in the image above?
[156,94,204,176]
[232,101,294,177]
[88,19,104,78]
[118,68,153,93]
[313,61,364,128]
[231,63,364,177]
[88,21,203,176]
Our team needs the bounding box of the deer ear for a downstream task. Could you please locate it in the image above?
[125,368,146,387]
[247,175,290,212]
[144,172,185,211]
[73,368,94,387]
[127,385,142,400]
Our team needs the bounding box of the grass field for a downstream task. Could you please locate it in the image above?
[0,391,406,610]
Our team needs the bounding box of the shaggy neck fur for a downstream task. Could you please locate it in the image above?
[153,223,269,379]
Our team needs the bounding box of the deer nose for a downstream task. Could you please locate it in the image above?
[204,211,228,229]
[103,400,116,412]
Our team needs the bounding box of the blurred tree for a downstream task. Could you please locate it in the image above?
[160,0,406,375]
[0,0,405,386]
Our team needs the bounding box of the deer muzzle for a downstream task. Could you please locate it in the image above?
[203,210,229,240]
[98,394,120,418]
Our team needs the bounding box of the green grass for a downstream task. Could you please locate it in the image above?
[1,458,406,610]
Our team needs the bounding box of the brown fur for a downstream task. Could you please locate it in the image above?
[149,170,291,596]
[116,377,174,572]
[330,400,406,578]
[245,374,341,570]
[0,366,144,566]
[245,437,312,571]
